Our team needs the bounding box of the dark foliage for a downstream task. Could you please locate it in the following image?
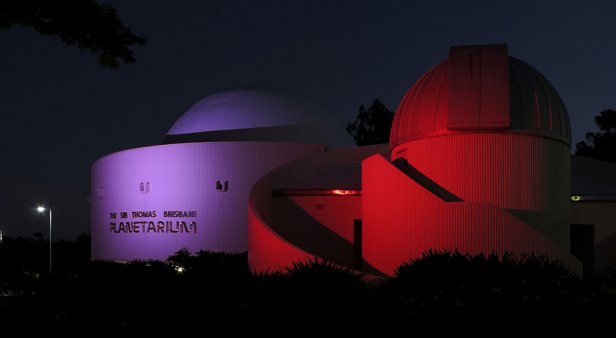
[2,241,616,337]
[605,264,616,290]
[0,0,146,68]
[249,259,370,337]
[346,99,394,146]
[576,109,616,163]
[384,250,613,337]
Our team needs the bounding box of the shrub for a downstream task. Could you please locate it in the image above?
[249,259,369,337]
[385,250,586,336]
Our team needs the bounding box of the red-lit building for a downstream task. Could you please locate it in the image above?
[248,44,615,277]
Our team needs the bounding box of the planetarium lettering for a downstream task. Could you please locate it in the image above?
[109,210,198,234]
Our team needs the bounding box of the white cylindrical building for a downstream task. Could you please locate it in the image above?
[91,89,352,261]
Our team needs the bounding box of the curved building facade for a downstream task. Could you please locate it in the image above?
[93,45,615,277]
[364,44,577,275]
[247,45,581,275]
[91,89,351,261]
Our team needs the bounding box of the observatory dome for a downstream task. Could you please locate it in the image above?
[389,44,571,150]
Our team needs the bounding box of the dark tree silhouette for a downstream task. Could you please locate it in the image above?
[576,109,616,163]
[0,0,146,68]
[346,99,394,146]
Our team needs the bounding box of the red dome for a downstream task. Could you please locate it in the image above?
[390,44,571,151]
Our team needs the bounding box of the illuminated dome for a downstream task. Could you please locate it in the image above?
[390,44,571,150]
[165,89,353,147]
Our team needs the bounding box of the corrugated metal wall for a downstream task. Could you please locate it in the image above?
[391,133,571,247]
[364,133,578,276]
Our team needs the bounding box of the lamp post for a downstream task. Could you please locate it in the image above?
[37,203,52,272]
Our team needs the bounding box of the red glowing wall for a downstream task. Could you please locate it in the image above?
[273,195,361,243]
[363,133,577,276]
[248,204,314,273]
[248,194,362,273]
[248,144,388,273]
[391,133,570,247]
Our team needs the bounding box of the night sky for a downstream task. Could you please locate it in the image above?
[2,0,616,239]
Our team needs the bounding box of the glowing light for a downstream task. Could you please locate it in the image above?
[329,189,360,196]
[571,195,581,202]
[175,266,184,273]
[36,203,53,272]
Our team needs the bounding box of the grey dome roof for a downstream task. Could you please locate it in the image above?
[165,89,353,147]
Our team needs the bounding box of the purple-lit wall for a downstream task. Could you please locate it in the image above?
[91,142,324,261]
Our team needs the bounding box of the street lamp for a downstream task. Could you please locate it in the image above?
[37,203,53,272]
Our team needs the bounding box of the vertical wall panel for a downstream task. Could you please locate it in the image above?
[448,45,481,129]
[479,45,510,128]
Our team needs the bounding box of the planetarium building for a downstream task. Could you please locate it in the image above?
[91,44,616,277]
[91,89,353,261]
